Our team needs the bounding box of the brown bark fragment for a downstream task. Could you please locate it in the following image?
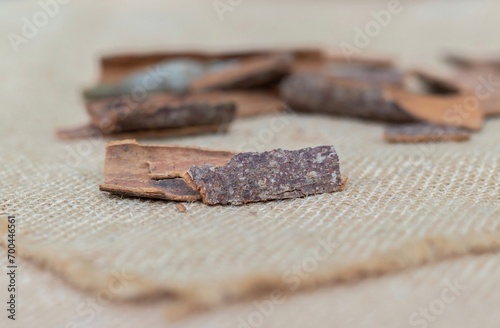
[186,146,344,205]
[280,70,484,129]
[99,140,235,201]
[384,123,471,143]
[100,178,200,201]
[98,47,325,83]
[86,93,235,133]
[83,90,284,122]
[190,54,293,92]
[406,69,500,116]
[175,203,187,213]
[56,123,228,141]
[280,72,416,122]
[57,93,237,140]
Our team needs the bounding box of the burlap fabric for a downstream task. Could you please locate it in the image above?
[1,1,499,327]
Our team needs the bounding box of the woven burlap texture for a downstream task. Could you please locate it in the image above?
[1,0,500,327]
[2,110,500,313]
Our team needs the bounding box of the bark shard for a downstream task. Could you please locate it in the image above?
[87,93,236,133]
[384,123,471,143]
[186,146,345,205]
[100,140,234,201]
[280,72,416,122]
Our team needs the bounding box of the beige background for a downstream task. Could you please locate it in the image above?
[1,0,500,327]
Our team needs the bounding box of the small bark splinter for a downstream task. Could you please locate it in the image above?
[384,123,471,143]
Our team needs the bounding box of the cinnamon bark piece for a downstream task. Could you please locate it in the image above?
[84,59,207,100]
[384,123,471,143]
[98,47,323,84]
[406,69,500,117]
[280,72,416,122]
[99,140,235,201]
[86,93,236,133]
[58,90,281,140]
[84,58,241,101]
[56,93,236,140]
[56,123,227,141]
[175,203,187,213]
[383,85,484,131]
[185,146,345,205]
[281,71,485,129]
[190,54,293,91]
[96,47,393,84]
[100,178,200,201]
[85,90,282,122]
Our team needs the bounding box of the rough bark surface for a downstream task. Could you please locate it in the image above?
[186,146,344,205]
[280,72,416,122]
[86,93,236,133]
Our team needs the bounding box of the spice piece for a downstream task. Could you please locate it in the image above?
[280,71,484,129]
[384,123,471,143]
[57,94,236,140]
[175,203,187,213]
[383,85,484,130]
[98,47,327,84]
[84,58,242,100]
[190,54,293,91]
[84,59,207,100]
[185,146,345,205]
[99,140,234,201]
[56,123,227,141]
[280,72,416,122]
[100,178,200,201]
[86,93,236,133]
